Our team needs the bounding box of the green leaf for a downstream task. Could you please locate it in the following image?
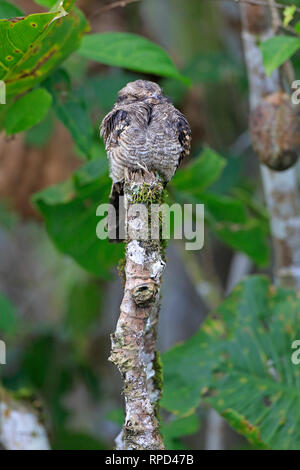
[23,334,56,389]
[161,415,200,450]
[214,219,270,267]
[34,0,58,7]
[295,20,300,33]
[200,192,247,224]
[162,414,200,439]
[162,317,223,416]
[163,276,300,450]
[5,88,52,134]
[283,5,297,27]
[260,35,300,76]
[73,155,108,185]
[45,69,94,158]
[33,160,123,278]
[78,32,189,84]
[0,1,89,98]
[107,407,124,426]
[171,147,226,196]
[26,111,54,147]
[171,147,269,266]
[0,293,17,334]
[0,1,24,19]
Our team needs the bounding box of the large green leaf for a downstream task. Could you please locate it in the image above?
[0,0,89,97]
[260,35,300,76]
[34,0,58,7]
[171,147,226,195]
[78,32,189,84]
[25,111,54,147]
[45,69,94,158]
[0,1,24,19]
[214,219,269,266]
[162,276,300,450]
[5,87,52,134]
[161,317,223,416]
[171,147,269,266]
[33,159,124,278]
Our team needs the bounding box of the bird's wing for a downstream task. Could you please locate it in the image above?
[100,108,130,144]
[176,111,191,169]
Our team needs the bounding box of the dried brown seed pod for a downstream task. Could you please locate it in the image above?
[250,92,300,171]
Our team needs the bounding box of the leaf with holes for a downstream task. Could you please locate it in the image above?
[162,276,300,450]
[0,0,89,98]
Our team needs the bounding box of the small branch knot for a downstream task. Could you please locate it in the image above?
[131,281,157,306]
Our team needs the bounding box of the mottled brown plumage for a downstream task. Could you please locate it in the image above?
[100,80,191,241]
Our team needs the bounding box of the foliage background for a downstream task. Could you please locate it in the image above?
[0,0,299,450]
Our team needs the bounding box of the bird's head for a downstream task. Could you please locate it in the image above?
[116,80,163,105]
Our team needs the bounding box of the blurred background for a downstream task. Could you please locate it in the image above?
[0,0,274,449]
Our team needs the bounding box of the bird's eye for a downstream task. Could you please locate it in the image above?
[117,95,126,103]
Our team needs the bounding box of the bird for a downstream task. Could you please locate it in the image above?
[100,79,191,241]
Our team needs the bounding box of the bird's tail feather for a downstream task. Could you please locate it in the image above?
[108,182,125,243]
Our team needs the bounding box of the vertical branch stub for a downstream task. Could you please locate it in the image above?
[109,171,166,450]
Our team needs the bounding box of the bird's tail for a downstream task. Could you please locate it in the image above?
[108,182,125,243]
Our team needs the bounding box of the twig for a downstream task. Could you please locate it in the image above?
[91,0,140,19]
[240,1,300,289]
[209,0,300,14]
[211,0,300,36]
[0,388,50,450]
[109,171,165,450]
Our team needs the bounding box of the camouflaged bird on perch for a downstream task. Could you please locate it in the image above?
[100,80,191,450]
[101,79,191,240]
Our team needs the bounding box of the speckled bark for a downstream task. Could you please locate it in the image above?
[109,171,165,450]
[240,2,300,289]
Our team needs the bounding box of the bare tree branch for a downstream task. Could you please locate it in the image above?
[92,0,140,19]
[209,0,300,14]
[109,171,165,450]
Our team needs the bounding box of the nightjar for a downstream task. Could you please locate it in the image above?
[100,79,191,240]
